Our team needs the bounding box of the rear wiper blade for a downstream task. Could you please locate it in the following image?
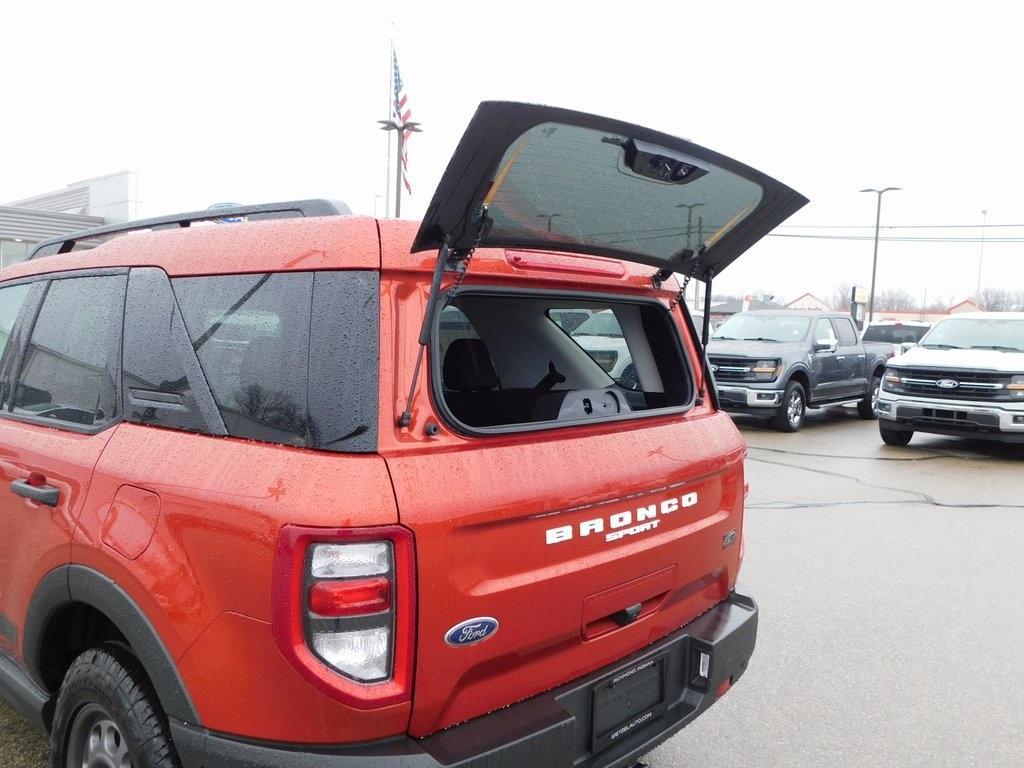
[921,343,963,349]
[742,336,780,343]
[969,344,1024,352]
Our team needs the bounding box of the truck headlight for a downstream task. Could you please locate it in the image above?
[752,359,781,381]
[882,370,904,392]
[1009,375,1024,398]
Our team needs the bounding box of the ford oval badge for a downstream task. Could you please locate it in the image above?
[445,617,499,647]
[936,379,959,389]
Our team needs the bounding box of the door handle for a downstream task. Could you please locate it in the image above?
[11,478,59,507]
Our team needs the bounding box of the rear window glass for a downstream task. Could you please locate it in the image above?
[862,324,929,344]
[434,293,691,432]
[484,122,763,262]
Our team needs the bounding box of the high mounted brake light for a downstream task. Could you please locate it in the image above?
[272,525,415,708]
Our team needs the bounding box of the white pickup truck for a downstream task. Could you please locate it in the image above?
[875,312,1024,445]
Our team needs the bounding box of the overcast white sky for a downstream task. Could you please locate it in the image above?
[4,1,1022,305]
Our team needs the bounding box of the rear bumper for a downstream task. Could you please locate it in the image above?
[172,588,758,768]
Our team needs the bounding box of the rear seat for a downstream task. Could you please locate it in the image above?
[442,339,549,426]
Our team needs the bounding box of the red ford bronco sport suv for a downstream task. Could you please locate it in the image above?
[0,103,805,767]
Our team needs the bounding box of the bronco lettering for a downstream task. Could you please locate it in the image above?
[545,491,699,545]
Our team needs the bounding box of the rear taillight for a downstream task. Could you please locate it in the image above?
[272,525,415,708]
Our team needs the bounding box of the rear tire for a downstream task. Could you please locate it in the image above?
[858,373,882,420]
[772,381,806,432]
[50,644,180,768]
[879,422,913,446]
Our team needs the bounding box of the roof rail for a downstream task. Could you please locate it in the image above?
[28,199,351,260]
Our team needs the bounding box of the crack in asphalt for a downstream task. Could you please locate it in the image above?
[746,454,1024,511]
[747,445,958,462]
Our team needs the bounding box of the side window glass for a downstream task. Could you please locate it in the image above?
[0,282,35,408]
[0,283,31,359]
[13,275,126,427]
[832,318,858,346]
[173,273,313,446]
[814,318,837,348]
[123,268,222,434]
[558,309,636,387]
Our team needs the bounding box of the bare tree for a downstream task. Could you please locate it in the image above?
[875,288,915,311]
[979,287,1015,311]
[829,282,855,311]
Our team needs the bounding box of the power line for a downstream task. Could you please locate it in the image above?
[776,222,1024,230]
[767,233,1024,243]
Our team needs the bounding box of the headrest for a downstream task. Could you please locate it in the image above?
[443,338,499,392]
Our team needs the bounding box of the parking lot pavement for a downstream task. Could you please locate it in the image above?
[3,407,1022,768]
[0,701,46,767]
[647,406,1024,768]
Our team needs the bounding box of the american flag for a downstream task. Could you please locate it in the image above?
[392,50,412,194]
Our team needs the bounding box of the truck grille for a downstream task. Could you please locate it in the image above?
[894,368,1013,402]
[709,356,754,381]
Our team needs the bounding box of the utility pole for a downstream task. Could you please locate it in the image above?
[378,119,422,218]
[859,187,901,323]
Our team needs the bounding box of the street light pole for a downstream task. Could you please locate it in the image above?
[676,202,706,310]
[859,187,901,323]
[538,213,561,232]
[378,119,422,218]
[976,208,987,306]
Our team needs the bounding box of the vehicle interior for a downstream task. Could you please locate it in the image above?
[434,293,692,430]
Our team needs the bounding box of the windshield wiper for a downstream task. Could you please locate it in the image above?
[969,344,1024,352]
[714,335,738,340]
[742,337,781,343]
[921,343,964,349]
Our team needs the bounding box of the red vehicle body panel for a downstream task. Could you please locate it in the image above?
[72,423,410,743]
[376,221,745,736]
[1,213,746,747]
[0,420,114,662]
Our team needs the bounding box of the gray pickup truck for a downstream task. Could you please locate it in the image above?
[708,310,892,431]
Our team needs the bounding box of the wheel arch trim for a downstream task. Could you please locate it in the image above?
[24,565,200,724]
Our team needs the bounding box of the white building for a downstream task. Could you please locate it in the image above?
[0,171,139,267]
[786,292,830,311]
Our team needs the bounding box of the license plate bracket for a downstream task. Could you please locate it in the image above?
[591,652,669,754]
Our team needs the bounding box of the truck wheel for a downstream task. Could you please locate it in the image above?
[879,422,913,446]
[50,645,180,768]
[772,381,806,432]
[858,373,882,420]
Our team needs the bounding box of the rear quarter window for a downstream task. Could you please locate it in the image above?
[174,272,313,446]
[168,270,379,452]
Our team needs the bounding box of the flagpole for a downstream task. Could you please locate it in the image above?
[384,31,394,218]
[395,128,405,218]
